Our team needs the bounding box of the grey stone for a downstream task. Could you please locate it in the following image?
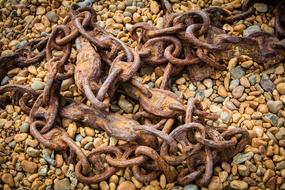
[84,142,94,150]
[20,122,30,133]
[43,152,56,166]
[46,11,59,23]
[184,184,199,190]
[76,0,94,8]
[1,76,10,85]
[232,152,254,164]
[229,79,240,91]
[16,40,28,49]
[267,100,284,114]
[220,111,232,124]
[260,79,275,92]
[54,178,70,190]
[263,113,278,125]
[224,100,237,111]
[27,147,40,157]
[31,80,45,90]
[38,165,48,176]
[248,75,257,85]
[243,25,261,37]
[8,141,16,148]
[195,90,205,101]
[214,96,225,103]
[276,161,285,170]
[231,66,245,79]
[75,134,83,142]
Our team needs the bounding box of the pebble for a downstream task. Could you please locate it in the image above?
[220,111,232,124]
[231,66,245,79]
[21,160,38,173]
[218,85,227,97]
[54,178,70,190]
[27,147,41,157]
[254,3,268,12]
[208,176,223,190]
[38,165,48,176]
[267,100,284,114]
[277,83,285,95]
[117,181,136,190]
[131,177,143,188]
[276,161,285,170]
[14,133,28,142]
[118,95,133,113]
[150,1,160,14]
[31,80,45,90]
[232,85,244,99]
[46,11,59,23]
[20,122,30,133]
[263,113,278,125]
[184,184,199,190]
[243,25,261,37]
[1,173,14,187]
[230,180,249,190]
[232,152,254,164]
[260,79,275,92]
[61,78,74,91]
[36,6,46,15]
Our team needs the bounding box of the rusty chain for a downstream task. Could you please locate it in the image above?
[0,0,284,187]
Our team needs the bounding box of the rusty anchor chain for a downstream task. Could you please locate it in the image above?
[0,0,284,187]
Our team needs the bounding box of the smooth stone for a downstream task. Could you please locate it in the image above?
[1,173,14,187]
[277,83,285,95]
[232,85,244,99]
[150,1,160,14]
[263,113,278,125]
[84,142,94,150]
[125,6,137,13]
[254,3,268,12]
[8,141,16,148]
[276,161,285,170]
[243,25,261,37]
[14,133,28,142]
[231,66,245,79]
[54,178,70,190]
[260,79,275,92]
[1,76,10,85]
[61,78,74,91]
[31,80,45,90]
[229,79,240,91]
[224,100,237,111]
[117,181,136,190]
[21,160,38,173]
[20,122,30,133]
[220,111,232,124]
[204,88,213,98]
[275,128,285,140]
[232,152,254,164]
[184,184,199,190]
[75,134,83,142]
[208,176,223,190]
[214,96,225,103]
[248,75,257,85]
[267,100,284,114]
[230,180,248,190]
[77,0,94,8]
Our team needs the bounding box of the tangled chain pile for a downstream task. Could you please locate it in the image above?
[0,0,285,187]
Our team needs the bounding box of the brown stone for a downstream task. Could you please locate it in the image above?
[21,160,38,173]
[117,181,136,190]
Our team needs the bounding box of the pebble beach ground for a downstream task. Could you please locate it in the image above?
[0,0,285,190]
